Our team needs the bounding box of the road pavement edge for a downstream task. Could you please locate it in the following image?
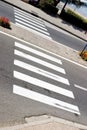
[2,0,87,42]
[0,115,87,130]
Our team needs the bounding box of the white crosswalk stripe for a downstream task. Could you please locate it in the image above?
[14,13,47,31]
[13,71,73,98]
[14,7,43,24]
[14,7,52,40]
[14,49,66,74]
[13,85,80,115]
[14,60,69,85]
[15,42,62,65]
[13,41,80,115]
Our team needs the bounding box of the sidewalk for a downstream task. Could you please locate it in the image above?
[0,115,87,130]
[1,0,87,67]
[0,0,87,130]
[3,0,87,41]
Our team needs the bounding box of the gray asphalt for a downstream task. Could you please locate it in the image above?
[0,0,87,126]
[0,0,87,51]
[46,25,87,51]
[0,33,87,126]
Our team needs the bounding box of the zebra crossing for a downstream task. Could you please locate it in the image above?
[14,7,52,40]
[13,41,80,115]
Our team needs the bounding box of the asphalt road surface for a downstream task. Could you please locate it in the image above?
[0,0,87,51]
[0,32,87,126]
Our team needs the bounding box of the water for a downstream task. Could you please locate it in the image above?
[67,3,87,18]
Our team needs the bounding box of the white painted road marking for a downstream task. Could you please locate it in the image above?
[14,50,66,74]
[15,22,52,40]
[13,71,74,98]
[74,84,87,91]
[14,7,52,40]
[15,42,62,65]
[14,11,45,27]
[14,60,70,85]
[14,12,47,30]
[0,31,87,69]
[14,7,43,24]
[15,19,50,35]
[13,39,80,114]
[0,28,81,114]
[13,85,80,115]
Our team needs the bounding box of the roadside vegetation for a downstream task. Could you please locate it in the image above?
[27,0,87,62]
[23,0,87,31]
[39,0,58,14]
[0,16,11,29]
[80,51,87,61]
[39,0,87,31]
[60,9,87,31]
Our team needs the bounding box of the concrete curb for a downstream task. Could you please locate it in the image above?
[0,1,87,129]
[0,22,87,67]
[0,115,87,130]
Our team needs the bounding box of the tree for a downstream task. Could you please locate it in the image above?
[61,0,68,13]
[61,0,81,13]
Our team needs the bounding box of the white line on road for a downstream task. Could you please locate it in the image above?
[15,13,47,31]
[15,23,52,40]
[74,84,87,91]
[14,12,45,27]
[15,42,62,65]
[15,19,50,35]
[14,7,43,23]
[13,85,80,114]
[14,49,66,74]
[13,71,74,98]
[0,31,87,69]
[14,60,70,85]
